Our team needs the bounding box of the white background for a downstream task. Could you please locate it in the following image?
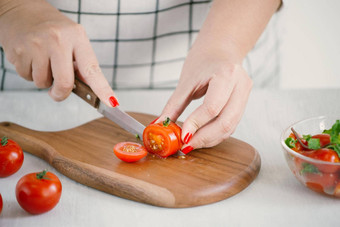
[280,0,340,89]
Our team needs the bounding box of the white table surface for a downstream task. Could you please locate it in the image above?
[0,88,340,227]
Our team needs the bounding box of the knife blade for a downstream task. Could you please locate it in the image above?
[72,77,145,140]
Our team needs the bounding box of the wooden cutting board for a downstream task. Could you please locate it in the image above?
[0,113,260,208]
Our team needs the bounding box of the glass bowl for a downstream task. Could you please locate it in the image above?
[281,116,340,197]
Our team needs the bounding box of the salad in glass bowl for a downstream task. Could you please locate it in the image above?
[281,116,340,197]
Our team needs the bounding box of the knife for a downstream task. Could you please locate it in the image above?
[72,77,145,141]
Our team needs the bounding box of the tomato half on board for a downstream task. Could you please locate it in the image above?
[143,117,182,158]
[0,136,24,177]
[16,170,62,214]
[113,142,148,162]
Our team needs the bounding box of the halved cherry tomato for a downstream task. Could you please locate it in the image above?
[311,134,331,147]
[16,170,62,214]
[287,133,306,153]
[0,193,2,215]
[143,118,182,158]
[302,148,340,173]
[113,142,147,162]
[0,136,24,177]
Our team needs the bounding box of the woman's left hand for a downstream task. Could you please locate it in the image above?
[157,44,252,153]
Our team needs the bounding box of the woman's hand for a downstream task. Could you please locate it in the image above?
[158,43,252,153]
[0,0,117,106]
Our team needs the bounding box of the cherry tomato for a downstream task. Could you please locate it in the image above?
[334,182,340,197]
[0,136,24,177]
[16,170,62,214]
[302,148,340,173]
[303,172,337,193]
[143,118,182,158]
[311,134,331,147]
[114,142,147,162]
[0,193,2,215]
[287,133,306,153]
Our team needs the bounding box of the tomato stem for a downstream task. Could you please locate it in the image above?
[1,136,8,146]
[163,117,171,127]
[36,170,50,180]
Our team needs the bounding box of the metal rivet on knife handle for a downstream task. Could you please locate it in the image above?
[72,77,100,108]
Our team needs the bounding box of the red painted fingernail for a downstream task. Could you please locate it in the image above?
[150,117,159,124]
[109,96,119,107]
[183,133,192,144]
[182,146,194,155]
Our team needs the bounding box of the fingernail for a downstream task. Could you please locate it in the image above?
[182,146,194,155]
[183,133,192,144]
[109,96,119,107]
[150,117,159,124]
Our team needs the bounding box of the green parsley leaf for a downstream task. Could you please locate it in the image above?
[300,162,321,175]
[302,134,312,141]
[330,120,340,144]
[323,128,332,134]
[334,144,340,158]
[285,137,296,148]
[307,138,321,150]
[327,143,340,158]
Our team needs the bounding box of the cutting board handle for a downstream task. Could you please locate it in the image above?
[0,122,57,164]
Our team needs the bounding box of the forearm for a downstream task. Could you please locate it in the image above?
[193,0,282,63]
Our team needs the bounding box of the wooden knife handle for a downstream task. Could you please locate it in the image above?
[72,77,100,108]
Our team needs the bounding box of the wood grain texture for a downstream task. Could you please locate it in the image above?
[0,113,260,208]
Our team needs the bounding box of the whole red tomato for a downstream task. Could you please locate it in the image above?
[0,136,24,177]
[16,170,62,214]
[0,193,3,215]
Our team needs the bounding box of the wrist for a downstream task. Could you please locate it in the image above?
[191,34,244,65]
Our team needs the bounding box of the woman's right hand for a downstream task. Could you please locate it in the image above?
[0,0,117,106]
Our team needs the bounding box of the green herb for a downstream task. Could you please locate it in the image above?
[323,128,332,134]
[135,134,141,140]
[323,120,340,144]
[300,162,321,175]
[285,137,296,148]
[302,134,312,141]
[326,143,340,158]
[307,138,321,150]
[301,134,320,149]
[163,117,171,127]
[1,136,8,146]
